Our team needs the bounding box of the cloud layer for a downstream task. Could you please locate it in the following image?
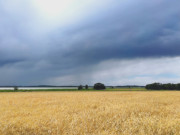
[0,0,180,85]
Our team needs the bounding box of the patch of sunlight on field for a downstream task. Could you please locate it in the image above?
[0,92,180,135]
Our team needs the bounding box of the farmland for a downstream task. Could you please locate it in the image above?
[0,91,179,135]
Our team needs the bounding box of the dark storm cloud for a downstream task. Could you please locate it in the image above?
[0,0,180,85]
[47,0,180,67]
[0,59,24,67]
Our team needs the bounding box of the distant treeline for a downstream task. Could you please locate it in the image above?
[145,83,180,90]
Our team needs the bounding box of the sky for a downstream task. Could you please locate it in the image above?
[0,0,180,86]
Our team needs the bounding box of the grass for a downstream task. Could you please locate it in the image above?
[0,87,146,92]
[106,87,146,91]
[0,91,179,135]
[0,89,79,92]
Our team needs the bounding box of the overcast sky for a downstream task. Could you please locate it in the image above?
[0,0,180,86]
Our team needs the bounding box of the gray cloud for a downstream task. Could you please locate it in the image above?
[46,57,180,86]
[45,0,180,66]
[0,0,180,85]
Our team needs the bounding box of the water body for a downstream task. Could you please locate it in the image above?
[0,87,78,90]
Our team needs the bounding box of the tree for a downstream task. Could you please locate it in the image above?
[146,82,179,90]
[176,83,180,90]
[145,83,162,90]
[93,83,106,90]
[163,83,176,90]
[85,85,88,90]
[78,85,83,90]
[14,86,18,91]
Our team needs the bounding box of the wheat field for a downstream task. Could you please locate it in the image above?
[0,91,179,135]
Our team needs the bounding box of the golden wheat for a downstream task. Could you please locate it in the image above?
[0,91,179,135]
